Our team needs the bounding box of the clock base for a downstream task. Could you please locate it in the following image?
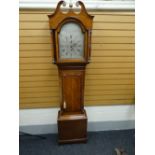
[57,110,87,144]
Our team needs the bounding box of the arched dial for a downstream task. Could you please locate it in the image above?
[59,22,84,59]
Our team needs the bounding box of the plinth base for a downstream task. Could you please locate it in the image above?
[57,110,87,144]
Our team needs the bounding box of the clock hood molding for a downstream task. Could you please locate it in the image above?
[48,1,93,30]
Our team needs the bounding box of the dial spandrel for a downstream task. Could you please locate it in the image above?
[59,22,84,59]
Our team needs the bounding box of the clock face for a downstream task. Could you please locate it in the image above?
[59,22,84,59]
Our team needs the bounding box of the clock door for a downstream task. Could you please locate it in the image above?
[60,70,84,113]
[58,22,84,60]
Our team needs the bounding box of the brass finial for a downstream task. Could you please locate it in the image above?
[69,0,73,8]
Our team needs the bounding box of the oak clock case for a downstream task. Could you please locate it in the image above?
[48,1,94,144]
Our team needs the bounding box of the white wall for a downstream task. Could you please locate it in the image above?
[20,105,135,133]
[19,0,135,10]
[20,105,135,126]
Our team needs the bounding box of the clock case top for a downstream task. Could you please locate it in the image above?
[48,0,94,66]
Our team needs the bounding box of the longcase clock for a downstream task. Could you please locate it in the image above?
[48,0,94,144]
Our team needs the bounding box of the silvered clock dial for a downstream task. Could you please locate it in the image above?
[59,22,84,59]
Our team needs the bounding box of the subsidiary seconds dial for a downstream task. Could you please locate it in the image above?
[59,22,84,59]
